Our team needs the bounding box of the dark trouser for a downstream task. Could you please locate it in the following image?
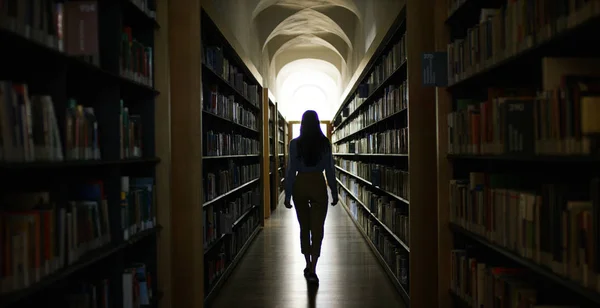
[293,172,329,257]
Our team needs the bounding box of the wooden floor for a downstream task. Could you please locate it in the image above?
[208,195,406,308]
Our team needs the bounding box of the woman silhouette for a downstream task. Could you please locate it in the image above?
[284,110,338,285]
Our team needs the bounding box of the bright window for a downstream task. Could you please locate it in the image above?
[292,123,327,139]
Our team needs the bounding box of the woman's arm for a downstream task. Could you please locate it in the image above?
[285,139,298,203]
[324,146,338,199]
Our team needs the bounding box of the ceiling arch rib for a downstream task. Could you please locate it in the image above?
[271,34,345,64]
[252,0,362,22]
[253,6,300,46]
[266,33,350,62]
[262,9,352,52]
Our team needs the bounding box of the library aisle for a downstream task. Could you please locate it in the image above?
[209,196,406,308]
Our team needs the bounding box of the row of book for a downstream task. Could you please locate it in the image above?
[204,85,259,131]
[0,82,64,162]
[33,261,157,308]
[1,1,97,64]
[333,81,408,143]
[451,251,582,308]
[204,131,260,157]
[334,128,408,155]
[339,33,407,120]
[203,46,261,107]
[120,26,154,87]
[447,2,598,85]
[123,262,156,308]
[450,172,600,293]
[65,98,101,161]
[0,81,151,162]
[1,0,63,51]
[119,100,144,159]
[120,177,156,241]
[204,163,260,202]
[205,210,260,291]
[338,174,409,244]
[277,143,284,156]
[278,165,285,194]
[341,192,408,288]
[448,73,600,156]
[203,188,259,250]
[363,33,407,95]
[0,183,110,294]
[2,0,154,86]
[336,158,409,201]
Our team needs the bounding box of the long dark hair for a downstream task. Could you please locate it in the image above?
[297,110,330,167]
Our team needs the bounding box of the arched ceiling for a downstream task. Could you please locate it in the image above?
[251,0,362,120]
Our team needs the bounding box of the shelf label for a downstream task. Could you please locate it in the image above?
[422,52,448,87]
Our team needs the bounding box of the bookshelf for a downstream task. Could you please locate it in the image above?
[268,99,276,211]
[0,0,162,307]
[436,0,600,307]
[275,107,288,201]
[200,8,263,305]
[331,7,410,304]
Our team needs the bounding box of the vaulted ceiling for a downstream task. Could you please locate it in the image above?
[252,0,362,120]
[207,0,402,120]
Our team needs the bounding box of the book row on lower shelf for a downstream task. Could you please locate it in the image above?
[332,81,408,142]
[204,209,260,293]
[447,72,600,156]
[449,171,600,295]
[338,174,409,245]
[335,158,409,201]
[339,191,408,290]
[333,127,408,155]
[450,249,583,308]
[120,177,156,240]
[447,1,599,86]
[203,85,259,131]
[0,177,156,295]
[123,262,158,308]
[203,131,260,156]
[203,163,260,202]
[203,187,259,249]
[0,82,146,163]
[10,260,158,308]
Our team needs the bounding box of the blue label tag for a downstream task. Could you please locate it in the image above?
[422,52,448,87]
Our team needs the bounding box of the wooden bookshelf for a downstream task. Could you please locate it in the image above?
[331,6,410,304]
[436,0,600,307]
[275,107,288,202]
[0,0,162,307]
[200,8,263,306]
[267,99,276,211]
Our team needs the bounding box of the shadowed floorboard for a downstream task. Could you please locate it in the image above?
[207,194,406,308]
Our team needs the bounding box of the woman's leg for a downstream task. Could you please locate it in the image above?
[293,197,311,258]
[304,254,311,271]
[307,179,329,283]
[293,175,312,272]
[308,199,328,273]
